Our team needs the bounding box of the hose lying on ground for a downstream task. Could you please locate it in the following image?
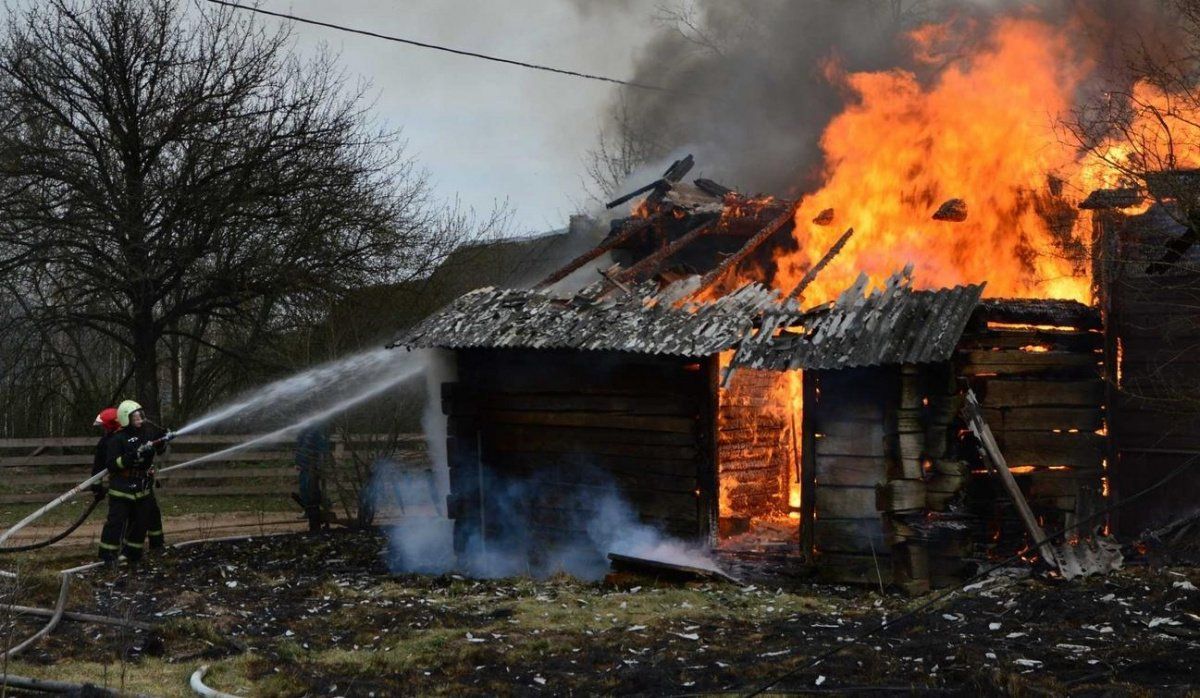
[0,603,156,631]
[0,672,154,696]
[0,572,71,661]
[0,493,103,553]
[190,665,244,698]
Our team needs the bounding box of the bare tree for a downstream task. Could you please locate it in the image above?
[0,0,477,423]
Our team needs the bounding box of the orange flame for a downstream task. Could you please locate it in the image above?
[763,18,1101,304]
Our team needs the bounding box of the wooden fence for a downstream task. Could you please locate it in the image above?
[0,433,427,505]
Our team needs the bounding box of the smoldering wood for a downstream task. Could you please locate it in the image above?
[694,178,733,198]
[606,179,667,209]
[535,218,653,287]
[786,227,855,301]
[957,328,1103,352]
[959,349,1100,376]
[687,200,801,300]
[812,208,835,225]
[614,219,716,284]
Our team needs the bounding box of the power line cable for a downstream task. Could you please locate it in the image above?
[205,0,674,93]
[740,452,1200,697]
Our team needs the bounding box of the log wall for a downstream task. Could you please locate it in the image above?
[1096,209,1200,534]
[717,368,794,527]
[441,348,714,563]
[958,307,1106,555]
[806,368,896,585]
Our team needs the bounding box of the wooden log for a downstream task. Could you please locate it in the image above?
[813,455,887,487]
[981,406,1103,432]
[615,220,715,284]
[814,518,885,554]
[814,434,886,458]
[995,431,1103,467]
[686,200,801,300]
[815,486,878,519]
[981,379,1105,408]
[959,329,1102,352]
[485,432,698,461]
[480,410,696,434]
[817,419,887,442]
[876,479,925,513]
[446,392,696,417]
[535,218,651,287]
[960,350,1100,376]
[787,227,855,301]
[894,458,924,480]
[893,544,931,596]
[477,423,696,447]
[484,452,698,479]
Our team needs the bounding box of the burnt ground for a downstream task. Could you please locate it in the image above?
[3,529,1199,696]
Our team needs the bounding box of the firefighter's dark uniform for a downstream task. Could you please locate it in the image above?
[100,423,166,562]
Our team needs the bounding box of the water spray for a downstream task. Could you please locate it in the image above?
[0,348,425,549]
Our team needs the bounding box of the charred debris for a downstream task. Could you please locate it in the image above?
[393,157,1200,593]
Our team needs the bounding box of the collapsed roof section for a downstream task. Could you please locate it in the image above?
[395,281,794,357]
[395,155,1101,370]
[731,270,986,372]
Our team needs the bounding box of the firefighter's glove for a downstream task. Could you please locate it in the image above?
[89,483,107,497]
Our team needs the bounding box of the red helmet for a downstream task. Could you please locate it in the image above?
[93,407,120,434]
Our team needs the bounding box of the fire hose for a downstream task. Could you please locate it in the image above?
[0,492,104,554]
[0,431,176,550]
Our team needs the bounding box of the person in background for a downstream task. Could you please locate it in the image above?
[100,400,168,564]
[294,424,332,532]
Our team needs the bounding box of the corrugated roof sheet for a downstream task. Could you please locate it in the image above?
[732,270,985,371]
[393,280,797,357]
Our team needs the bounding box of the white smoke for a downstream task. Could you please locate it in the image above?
[375,462,716,580]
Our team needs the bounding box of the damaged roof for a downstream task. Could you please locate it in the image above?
[393,281,795,357]
[732,270,986,371]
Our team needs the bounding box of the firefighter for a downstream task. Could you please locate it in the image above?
[99,400,168,564]
[90,407,119,497]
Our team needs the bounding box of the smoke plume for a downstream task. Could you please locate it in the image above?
[597,0,1186,197]
[375,463,715,580]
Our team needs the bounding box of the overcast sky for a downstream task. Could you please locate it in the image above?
[246,1,661,236]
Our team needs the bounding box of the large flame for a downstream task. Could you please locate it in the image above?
[760,17,1131,305]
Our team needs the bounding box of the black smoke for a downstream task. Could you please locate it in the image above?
[595,0,1186,197]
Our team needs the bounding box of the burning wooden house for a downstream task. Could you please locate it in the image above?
[392,157,1199,590]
